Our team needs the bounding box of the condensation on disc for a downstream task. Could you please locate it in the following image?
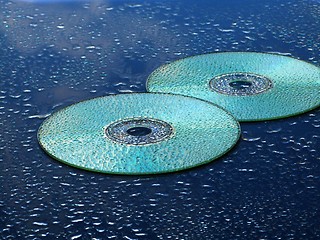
[147,52,320,121]
[37,93,240,175]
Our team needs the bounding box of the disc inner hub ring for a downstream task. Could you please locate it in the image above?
[209,72,273,96]
[105,118,174,145]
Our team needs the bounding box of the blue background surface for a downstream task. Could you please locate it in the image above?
[1,0,319,239]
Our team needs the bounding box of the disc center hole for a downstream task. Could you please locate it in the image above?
[126,127,152,137]
[229,80,252,90]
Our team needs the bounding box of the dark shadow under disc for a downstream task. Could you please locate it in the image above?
[147,52,320,121]
[38,93,240,175]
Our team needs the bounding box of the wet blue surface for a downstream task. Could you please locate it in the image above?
[0,0,319,239]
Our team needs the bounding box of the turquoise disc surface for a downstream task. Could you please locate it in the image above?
[38,93,240,175]
[147,52,320,121]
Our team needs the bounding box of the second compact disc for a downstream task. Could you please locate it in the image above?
[147,52,320,121]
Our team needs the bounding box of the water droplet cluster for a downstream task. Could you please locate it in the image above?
[1,0,319,239]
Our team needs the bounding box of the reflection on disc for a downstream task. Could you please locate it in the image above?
[147,52,320,121]
[38,93,240,175]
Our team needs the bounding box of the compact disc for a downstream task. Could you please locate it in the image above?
[147,52,320,121]
[38,93,240,174]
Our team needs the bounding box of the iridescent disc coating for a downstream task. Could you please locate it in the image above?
[38,93,240,175]
[147,52,320,121]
